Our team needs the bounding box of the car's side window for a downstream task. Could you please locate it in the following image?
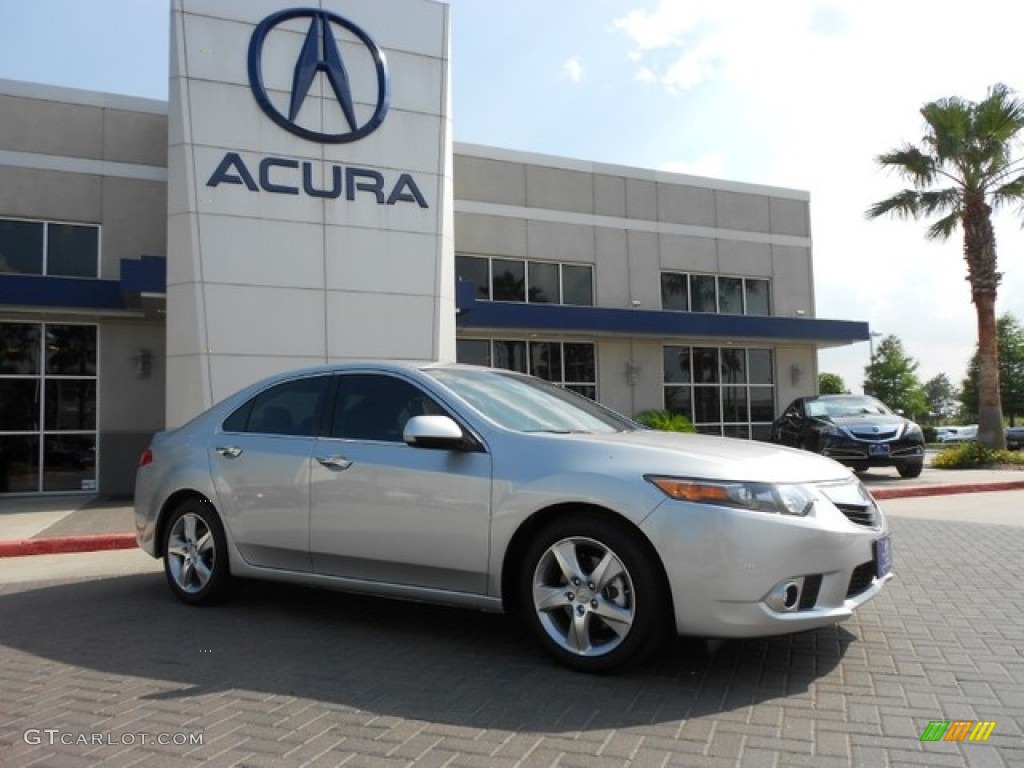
[330,374,447,442]
[223,376,330,436]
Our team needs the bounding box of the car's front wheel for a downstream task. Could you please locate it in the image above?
[519,515,666,673]
[162,498,231,605]
[897,461,924,479]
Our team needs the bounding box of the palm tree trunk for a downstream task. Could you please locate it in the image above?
[975,293,1006,449]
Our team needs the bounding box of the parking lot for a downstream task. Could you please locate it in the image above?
[1,493,1022,767]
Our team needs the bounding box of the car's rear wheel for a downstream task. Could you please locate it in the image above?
[163,499,231,605]
[897,461,924,479]
[519,515,666,673]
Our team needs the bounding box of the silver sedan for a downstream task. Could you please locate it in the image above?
[135,362,891,672]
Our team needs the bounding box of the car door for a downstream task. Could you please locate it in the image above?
[210,374,331,572]
[309,372,492,594]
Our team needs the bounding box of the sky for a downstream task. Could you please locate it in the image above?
[1,0,1023,396]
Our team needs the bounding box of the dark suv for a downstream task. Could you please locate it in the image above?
[771,395,926,478]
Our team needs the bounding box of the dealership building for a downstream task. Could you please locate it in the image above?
[0,0,867,496]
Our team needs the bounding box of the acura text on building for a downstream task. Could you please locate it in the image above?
[206,152,429,207]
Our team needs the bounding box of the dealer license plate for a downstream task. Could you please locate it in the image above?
[874,536,892,578]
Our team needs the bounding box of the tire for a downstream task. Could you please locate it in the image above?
[519,514,667,673]
[162,498,232,605]
[897,461,924,479]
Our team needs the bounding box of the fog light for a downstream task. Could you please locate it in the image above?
[765,578,804,612]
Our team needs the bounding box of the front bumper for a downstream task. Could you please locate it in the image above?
[641,488,890,638]
[821,436,924,467]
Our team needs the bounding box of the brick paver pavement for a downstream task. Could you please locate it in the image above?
[0,514,1021,767]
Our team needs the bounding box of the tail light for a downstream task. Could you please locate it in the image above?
[139,448,153,468]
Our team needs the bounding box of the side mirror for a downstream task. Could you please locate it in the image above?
[403,415,470,450]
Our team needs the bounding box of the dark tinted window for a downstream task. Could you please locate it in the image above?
[0,220,44,275]
[562,265,593,306]
[529,262,559,303]
[456,339,491,366]
[456,255,489,300]
[45,325,97,376]
[690,275,717,313]
[47,223,99,278]
[45,380,96,430]
[718,277,743,314]
[330,374,445,442]
[0,323,40,375]
[228,376,330,436]
[661,273,688,311]
[492,259,526,302]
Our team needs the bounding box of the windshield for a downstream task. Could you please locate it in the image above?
[427,367,635,434]
[811,396,893,418]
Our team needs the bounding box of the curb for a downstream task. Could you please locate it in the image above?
[871,480,1024,500]
[0,534,137,558]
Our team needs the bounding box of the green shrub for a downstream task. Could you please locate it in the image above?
[634,409,696,433]
[922,425,938,443]
[931,441,1024,469]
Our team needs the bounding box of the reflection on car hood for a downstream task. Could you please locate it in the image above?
[826,414,906,428]
[543,429,851,485]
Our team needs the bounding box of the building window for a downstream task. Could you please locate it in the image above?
[457,338,597,399]
[0,322,98,493]
[457,255,594,306]
[0,218,100,278]
[660,272,771,316]
[663,345,774,440]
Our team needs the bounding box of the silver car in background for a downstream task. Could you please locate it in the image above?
[135,362,891,672]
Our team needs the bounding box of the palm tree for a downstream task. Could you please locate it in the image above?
[867,83,1024,449]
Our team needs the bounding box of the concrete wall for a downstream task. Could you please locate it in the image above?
[0,80,169,495]
[452,144,820,418]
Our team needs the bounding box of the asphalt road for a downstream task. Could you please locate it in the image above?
[0,493,1021,767]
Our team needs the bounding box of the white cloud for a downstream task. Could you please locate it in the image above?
[560,56,584,83]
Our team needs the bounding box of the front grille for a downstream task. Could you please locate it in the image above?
[847,561,875,598]
[835,502,877,528]
[848,427,899,441]
[799,574,822,610]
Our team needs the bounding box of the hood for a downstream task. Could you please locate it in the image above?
[540,429,853,485]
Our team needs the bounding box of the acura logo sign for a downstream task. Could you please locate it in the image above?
[248,8,390,143]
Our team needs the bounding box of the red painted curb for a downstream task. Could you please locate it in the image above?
[0,534,137,558]
[871,480,1024,500]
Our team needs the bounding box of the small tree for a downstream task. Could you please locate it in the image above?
[923,373,960,422]
[961,313,1024,424]
[818,372,848,394]
[864,335,928,418]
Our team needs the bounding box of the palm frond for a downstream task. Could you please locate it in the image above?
[917,188,962,216]
[991,171,1024,209]
[865,190,922,220]
[875,146,936,185]
[925,212,960,240]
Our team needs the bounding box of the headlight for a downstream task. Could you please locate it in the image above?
[817,421,843,437]
[903,422,923,439]
[645,476,816,516]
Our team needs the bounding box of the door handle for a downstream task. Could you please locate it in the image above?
[317,455,352,471]
[216,446,243,458]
